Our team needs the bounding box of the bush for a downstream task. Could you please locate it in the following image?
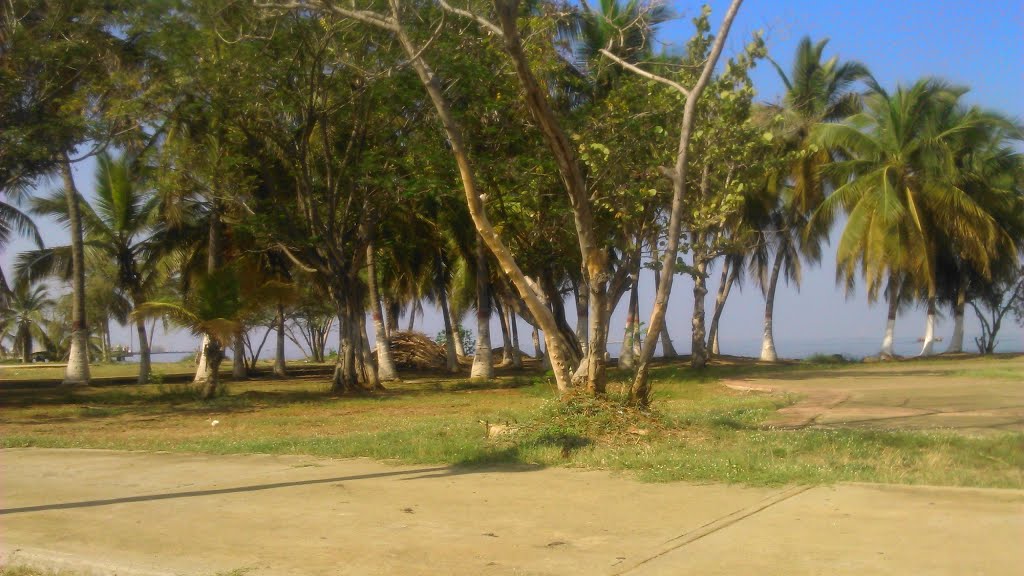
[435,326,476,355]
[804,352,854,364]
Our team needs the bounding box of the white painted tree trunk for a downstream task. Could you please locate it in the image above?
[759,252,784,362]
[919,298,937,356]
[880,318,896,358]
[194,335,215,383]
[60,155,90,386]
[64,332,91,386]
[945,284,966,353]
[470,331,493,379]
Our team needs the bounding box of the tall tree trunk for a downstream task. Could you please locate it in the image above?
[406,305,415,331]
[335,306,358,393]
[20,327,31,363]
[195,200,223,386]
[60,155,90,386]
[628,0,745,406]
[135,316,151,384]
[358,312,381,390]
[619,271,639,370]
[945,279,967,353]
[759,251,784,362]
[691,256,709,369]
[652,252,678,358]
[707,260,736,358]
[273,303,288,378]
[450,310,467,357]
[494,298,512,366]
[100,318,111,363]
[232,328,248,379]
[880,283,899,358]
[367,243,399,381]
[583,278,609,393]
[385,300,400,338]
[574,283,588,355]
[508,306,522,369]
[919,296,938,356]
[532,326,542,359]
[435,255,459,373]
[471,238,495,380]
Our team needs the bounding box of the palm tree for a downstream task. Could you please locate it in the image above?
[0,198,42,303]
[813,79,1010,356]
[755,37,871,361]
[19,152,163,382]
[0,281,54,363]
[570,0,671,95]
[936,120,1024,352]
[132,267,244,399]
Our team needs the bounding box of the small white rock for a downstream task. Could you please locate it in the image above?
[211,420,220,427]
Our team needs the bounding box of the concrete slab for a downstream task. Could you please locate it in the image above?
[629,483,1024,575]
[2,449,1021,576]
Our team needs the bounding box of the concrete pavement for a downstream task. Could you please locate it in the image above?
[2,449,1021,575]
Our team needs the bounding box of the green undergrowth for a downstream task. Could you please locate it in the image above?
[2,362,1022,488]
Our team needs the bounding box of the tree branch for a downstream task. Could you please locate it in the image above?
[260,1,398,32]
[275,243,318,273]
[435,0,503,36]
[598,49,689,97]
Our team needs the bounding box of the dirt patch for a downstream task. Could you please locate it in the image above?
[724,356,1024,433]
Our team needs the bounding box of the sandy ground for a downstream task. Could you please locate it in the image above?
[725,359,1024,433]
[2,448,1022,576]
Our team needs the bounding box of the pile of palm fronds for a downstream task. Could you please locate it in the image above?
[388,331,447,370]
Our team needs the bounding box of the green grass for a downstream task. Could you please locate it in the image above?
[953,367,1024,380]
[1,358,1022,488]
[0,360,199,381]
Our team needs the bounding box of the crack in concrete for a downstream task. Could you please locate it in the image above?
[612,484,814,575]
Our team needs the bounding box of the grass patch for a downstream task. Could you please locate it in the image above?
[1,357,1021,488]
[953,367,1024,380]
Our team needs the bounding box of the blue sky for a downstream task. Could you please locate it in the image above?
[2,0,1022,358]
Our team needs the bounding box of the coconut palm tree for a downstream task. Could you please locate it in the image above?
[132,267,244,399]
[569,0,671,96]
[755,37,871,361]
[0,198,41,303]
[19,152,163,382]
[0,281,54,363]
[813,79,1010,356]
[936,121,1024,352]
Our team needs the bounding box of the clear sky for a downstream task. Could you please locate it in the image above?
[2,0,1022,359]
